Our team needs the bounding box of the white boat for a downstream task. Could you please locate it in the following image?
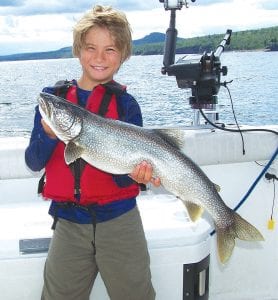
[0,124,277,299]
[0,1,277,298]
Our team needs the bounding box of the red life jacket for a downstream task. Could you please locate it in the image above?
[42,82,139,205]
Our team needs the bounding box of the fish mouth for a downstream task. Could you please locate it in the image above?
[38,95,51,119]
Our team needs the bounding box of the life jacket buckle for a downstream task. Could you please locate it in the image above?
[74,188,81,197]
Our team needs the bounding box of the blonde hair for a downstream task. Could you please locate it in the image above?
[73,5,132,63]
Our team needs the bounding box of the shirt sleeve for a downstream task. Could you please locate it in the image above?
[121,93,143,126]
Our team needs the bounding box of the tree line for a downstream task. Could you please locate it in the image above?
[1,26,277,62]
[133,26,278,55]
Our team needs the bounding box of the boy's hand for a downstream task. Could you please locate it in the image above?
[130,161,161,187]
[41,119,57,139]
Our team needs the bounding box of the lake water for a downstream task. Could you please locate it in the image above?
[0,52,277,137]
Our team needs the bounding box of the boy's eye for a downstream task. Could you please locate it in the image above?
[106,48,116,52]
[84,44,95,51]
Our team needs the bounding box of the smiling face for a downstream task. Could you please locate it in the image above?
[77,26,122,90]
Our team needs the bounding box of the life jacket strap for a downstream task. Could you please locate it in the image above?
[38,80,116,199]
[69,158,86,198]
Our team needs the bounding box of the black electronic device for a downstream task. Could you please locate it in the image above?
[159,0,232,124]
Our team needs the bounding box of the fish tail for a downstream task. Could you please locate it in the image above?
[216,211,264,264]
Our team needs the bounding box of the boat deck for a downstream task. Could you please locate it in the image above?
[0,128,277,299]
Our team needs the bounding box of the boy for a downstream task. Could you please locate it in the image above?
[25,5,159,300]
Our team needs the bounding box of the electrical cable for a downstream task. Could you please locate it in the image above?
[199,108,278,136]
[267,176,276,230]
[198,81,277,156]
[223,82,245,154]
[270,179,276,220]
[210,146,278,236]
[198,81,278,136]
[196,81,278,236]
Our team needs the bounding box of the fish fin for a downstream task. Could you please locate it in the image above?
[183,201,204,222]
[216,227,236,264]
[153,128,184,149]
[233,212,264,241]
[64,141,84,165]
[215,211,264,264]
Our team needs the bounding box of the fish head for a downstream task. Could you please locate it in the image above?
[38,92,82,142]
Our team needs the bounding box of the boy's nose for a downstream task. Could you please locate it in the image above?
[94,50,105,61]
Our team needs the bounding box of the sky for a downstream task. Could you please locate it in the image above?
[0,0,277,55]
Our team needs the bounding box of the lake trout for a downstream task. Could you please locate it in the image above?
[38,92,264,264]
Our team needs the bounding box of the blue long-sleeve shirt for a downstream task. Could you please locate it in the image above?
[25,81,143,224]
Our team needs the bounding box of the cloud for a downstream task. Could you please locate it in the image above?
[191,0,233,5]
[0,0,164,54]
[0,0,24,6]
[259,1,278,10]
[0,0,277,55]
[1,0,278,16]
[0,0,161,16]
[174,0,278,37]
[0,0,91,16]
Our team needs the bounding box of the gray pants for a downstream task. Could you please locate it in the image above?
[41,206,155,300]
